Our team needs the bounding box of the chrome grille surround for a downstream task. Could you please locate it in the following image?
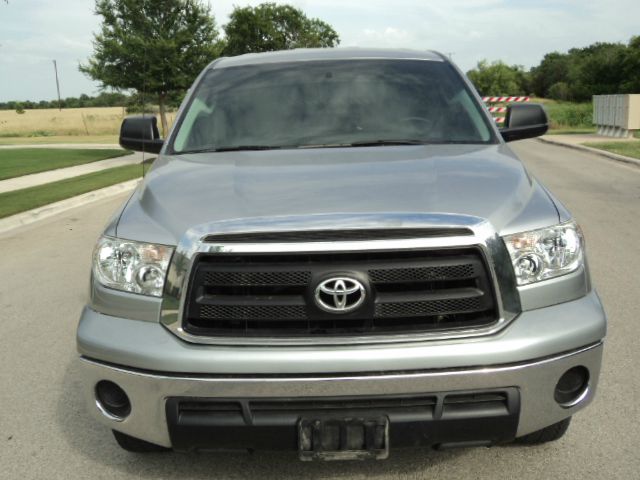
[160,213,521,346]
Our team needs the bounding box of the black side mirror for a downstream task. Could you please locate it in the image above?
[500,104,549,142]
[119,116,164,153]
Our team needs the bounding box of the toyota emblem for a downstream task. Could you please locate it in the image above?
[314,277,366,313]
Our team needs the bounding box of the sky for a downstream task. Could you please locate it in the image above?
[1,0,639,102]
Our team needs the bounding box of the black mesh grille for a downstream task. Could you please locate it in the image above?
[375,297,483,318]
[182,246,497,338]
[369,264,475,283]
[203,270,311,286]
[200,304,307,320]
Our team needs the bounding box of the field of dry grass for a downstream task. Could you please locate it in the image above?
[0,135,119,145]
[0,107,176,138]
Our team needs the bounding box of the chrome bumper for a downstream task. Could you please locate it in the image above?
[79,342,603,448]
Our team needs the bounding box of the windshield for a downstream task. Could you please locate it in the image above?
[172,59,495,153]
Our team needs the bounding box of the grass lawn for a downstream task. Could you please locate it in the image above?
[0,148,130,180]
[0,162,149,219]
[582,141,640,160]
[0,135,119,145]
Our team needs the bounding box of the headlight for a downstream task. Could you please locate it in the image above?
[503,221,584,286]
[92,236,174,297]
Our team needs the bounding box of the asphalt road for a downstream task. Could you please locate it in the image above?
[1,139,639,479]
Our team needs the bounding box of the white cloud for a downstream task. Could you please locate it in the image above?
[354,27,410,47]
[1,0,639,101]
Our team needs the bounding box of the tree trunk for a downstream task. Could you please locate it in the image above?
[158,93,169,137]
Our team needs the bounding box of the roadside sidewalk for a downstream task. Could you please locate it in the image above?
[538,134,640,168]
[0,151,146,194]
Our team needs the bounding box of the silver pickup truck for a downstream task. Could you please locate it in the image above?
[77,48,606,459]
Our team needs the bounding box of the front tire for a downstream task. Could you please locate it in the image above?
[516,417,571,445]
[112,430,170,453]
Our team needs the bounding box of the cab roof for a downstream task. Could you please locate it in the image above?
[212,48,446,69]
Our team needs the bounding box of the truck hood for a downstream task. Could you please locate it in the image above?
[115,144,560,245]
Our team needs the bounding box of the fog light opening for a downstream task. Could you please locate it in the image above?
[95,380,131,421]
[555,366,590,407]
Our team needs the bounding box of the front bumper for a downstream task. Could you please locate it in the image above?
[79,342,603,449]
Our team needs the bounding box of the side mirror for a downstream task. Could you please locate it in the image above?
[119,116,164,153]
[500,104,549,142]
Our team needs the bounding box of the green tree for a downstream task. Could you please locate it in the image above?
[530,52,570,98]
[80,0,222,135]
[466,60,529,96]
[531,42,629,100]
[564,42,627,100]
[621,36,640,93]
[223,3,340,56]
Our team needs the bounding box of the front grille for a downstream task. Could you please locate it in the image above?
[182,245,498,338]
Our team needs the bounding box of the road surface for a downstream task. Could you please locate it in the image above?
[1,139,638,479]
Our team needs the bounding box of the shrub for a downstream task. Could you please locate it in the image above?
[545,102,593,129]
[548,82,572,101]
[125,104,159,114]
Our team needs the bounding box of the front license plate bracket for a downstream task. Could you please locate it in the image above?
[298,416,389,461]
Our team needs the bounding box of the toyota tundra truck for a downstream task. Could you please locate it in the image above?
[77,48,606,458]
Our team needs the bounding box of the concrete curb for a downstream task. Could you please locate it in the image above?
[538,137,640,168]
[0,179,139,234]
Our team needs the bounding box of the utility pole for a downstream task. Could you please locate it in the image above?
[53,60,62,111]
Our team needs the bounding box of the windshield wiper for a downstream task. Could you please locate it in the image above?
[179,145,283,154]
[178,140,428,154]
[349,139,428,147]
[214,145,284,152]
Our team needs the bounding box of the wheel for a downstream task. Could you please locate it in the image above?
[112,430,170,453]
[516,417,572,445]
